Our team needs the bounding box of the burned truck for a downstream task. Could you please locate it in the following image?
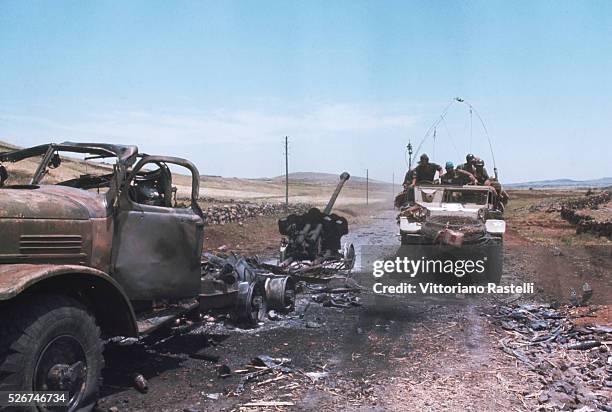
[0,142,276,411]
[396,184,505,283]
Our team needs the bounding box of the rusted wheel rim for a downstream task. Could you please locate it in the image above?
[34,335,87,411]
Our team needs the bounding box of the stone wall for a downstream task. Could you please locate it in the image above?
[200,201,311,226]
[559,191,611,238]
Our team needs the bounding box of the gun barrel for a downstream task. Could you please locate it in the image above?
[323,172,350,215]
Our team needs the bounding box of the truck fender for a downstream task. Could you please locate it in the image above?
[0,264,137,338]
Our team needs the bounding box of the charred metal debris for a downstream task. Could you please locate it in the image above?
[490,302,611,410]
[200,251,362,323]
[200,172,359,326]
[0,142,359,411]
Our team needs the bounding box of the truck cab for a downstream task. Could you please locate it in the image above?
[0,142,205,411]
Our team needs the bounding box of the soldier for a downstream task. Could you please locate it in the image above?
[403,153,443,188]
[440,161,477,185]
[473,158,491,186]
[456,153,477,174]
[490,178,510,211]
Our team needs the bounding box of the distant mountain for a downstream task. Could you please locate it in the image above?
[506,177,612,189]
[272,171,391,185]
[0,141,20,152]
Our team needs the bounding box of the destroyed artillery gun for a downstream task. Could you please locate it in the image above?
[201,172,360,326]
[278,172,355,271]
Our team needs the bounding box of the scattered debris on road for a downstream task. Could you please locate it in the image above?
[132,373,148,394]
[491,303,611,410]
[200,248,360,327]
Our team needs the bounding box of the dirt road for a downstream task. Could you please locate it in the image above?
[95,209,610,412]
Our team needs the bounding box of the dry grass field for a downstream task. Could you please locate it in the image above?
[505,188,611,246]
[0,140,393,208]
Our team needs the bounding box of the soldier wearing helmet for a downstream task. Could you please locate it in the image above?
[457,153,477,175]
[473,158,491,186]
[440,161,477,185]
[490,178,510,211]
[403,153,443,188]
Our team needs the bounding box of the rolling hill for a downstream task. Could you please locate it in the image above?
[506,177,612,189]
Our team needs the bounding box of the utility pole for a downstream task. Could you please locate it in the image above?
[284,136,289,209]
[392,172,395,196]
[407,141,413,171]
[366,168,369,206]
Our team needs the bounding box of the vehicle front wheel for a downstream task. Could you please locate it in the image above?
[0,294,104,412]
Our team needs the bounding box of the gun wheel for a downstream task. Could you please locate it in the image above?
[234,282,267,325]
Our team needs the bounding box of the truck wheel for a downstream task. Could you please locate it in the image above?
[0,294,104,412]
[486,241,504,285]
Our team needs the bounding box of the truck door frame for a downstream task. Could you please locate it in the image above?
[111,156,204,301]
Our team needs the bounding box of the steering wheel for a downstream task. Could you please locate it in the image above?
[157,163,174,207]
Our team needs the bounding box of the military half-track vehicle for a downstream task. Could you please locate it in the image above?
[396,184,505,283]
[0,142,260,411]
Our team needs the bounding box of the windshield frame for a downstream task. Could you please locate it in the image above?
[0,142,138,185]
[414,185,494,207]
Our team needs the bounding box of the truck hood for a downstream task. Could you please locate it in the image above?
[0,185,109,219]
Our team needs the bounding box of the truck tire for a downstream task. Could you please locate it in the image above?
[485,241,504,285]
[0,294,104,412]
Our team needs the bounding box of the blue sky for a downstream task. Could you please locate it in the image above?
[1,1,611,183]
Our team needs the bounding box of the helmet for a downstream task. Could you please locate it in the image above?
[475,159,485,167]
[419,153,429,162]
[466,154,475,163]
[445,161,454,169]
